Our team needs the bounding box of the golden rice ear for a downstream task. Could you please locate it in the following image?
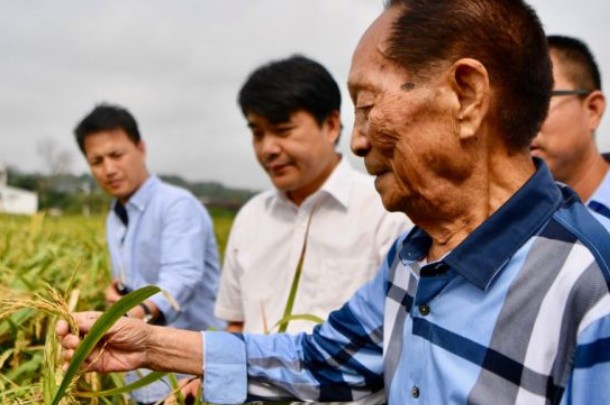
[162,289,181,312]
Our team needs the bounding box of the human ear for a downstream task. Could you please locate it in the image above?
[137,140,147,156]
[450,58,490,140]
[324,110,342,145]
[584,90,606,133]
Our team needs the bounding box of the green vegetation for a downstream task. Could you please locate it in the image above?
[0,210,235,404]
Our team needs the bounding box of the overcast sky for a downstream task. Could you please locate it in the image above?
[2,0,609,191]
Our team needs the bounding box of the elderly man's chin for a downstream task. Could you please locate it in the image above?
[375,181,407,213]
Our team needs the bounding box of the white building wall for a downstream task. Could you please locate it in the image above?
[0,185,38,215]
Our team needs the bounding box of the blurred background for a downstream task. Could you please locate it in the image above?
[1,0,608,193]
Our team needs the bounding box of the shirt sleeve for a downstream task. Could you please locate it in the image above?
[563,313,610,404]
[203,249,391,403]
[149,197,210,322]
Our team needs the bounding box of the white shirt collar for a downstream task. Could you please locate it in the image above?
[268,156,353,211]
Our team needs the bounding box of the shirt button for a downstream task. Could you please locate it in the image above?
[418,304,430,316]
[411,385,420,398]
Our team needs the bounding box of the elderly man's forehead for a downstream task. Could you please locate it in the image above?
[365,6,398,51]
[348,8,398,80]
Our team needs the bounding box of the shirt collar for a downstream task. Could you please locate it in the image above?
[270,156,352,210]
[399,158,563,290]
[317,156,352,209]
[119,174,158,213]
[587,163,610,208]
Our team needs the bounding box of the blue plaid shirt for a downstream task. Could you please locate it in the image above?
[203,162,610,405]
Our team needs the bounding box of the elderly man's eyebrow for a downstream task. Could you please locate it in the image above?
[401,82,416,92]
[348,81,374,101]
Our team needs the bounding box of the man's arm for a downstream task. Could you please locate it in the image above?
[59,240,400,403]
[57,312,203,375]
[151,197,212,323]
[563,314,610,404]
[204,246,395,403]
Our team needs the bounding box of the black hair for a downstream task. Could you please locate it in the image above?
[238,55,341,127]
[547,35,602,91]
[384,0,553,150]
[74,103,141,154]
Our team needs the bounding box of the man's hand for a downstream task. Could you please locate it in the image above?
[105,281,125,305]
[56,311,150,373]
[56,311,204,375]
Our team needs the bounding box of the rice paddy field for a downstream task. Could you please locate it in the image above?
[0,210,235,404]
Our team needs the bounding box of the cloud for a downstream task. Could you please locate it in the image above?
[1,0,609,190]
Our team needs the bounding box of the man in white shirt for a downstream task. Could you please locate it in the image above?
[214,55,410,335]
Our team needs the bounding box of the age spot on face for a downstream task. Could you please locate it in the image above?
[401,82,416,92]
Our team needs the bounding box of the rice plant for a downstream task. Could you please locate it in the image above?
[0,210,235,404]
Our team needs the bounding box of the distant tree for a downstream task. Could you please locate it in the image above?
[36,138,73,176]
[35,138,76,212]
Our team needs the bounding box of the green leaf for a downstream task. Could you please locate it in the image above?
[167,373,186,404]
[51,285,161,405]
[277,254,305,333]
[271,313,324,333]
[74,371,166,398]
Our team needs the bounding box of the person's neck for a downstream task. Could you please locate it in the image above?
[410,150,536,262]
[117,174,150,205]
[565,152,609,202]
[286,153,341,206]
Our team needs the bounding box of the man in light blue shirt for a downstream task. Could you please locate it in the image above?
[59,2,610,404]
[532,35,610,220]
[73,103,225,404]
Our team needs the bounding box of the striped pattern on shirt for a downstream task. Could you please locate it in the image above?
[203,162,610,405]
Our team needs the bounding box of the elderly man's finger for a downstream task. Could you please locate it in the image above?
[62,347,75,362]
[61,333,81,351]
[72,311,102,333]
[55,319,70,337]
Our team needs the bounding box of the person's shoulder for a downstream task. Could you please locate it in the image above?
[552,193,610,274]
[152,179,208,206]
[233,189,274,218]
[156,179,196,198]
[151,179,209,214]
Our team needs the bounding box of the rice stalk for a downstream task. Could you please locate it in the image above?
[269,313,324,334]
[74,370,166,399]
[51,285,161,405]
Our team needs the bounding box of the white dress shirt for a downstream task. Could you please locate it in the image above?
[215,158,411,334]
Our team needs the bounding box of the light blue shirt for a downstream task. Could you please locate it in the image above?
[107,175,225,401]
[203,162,610,404]
[587,161,610,220]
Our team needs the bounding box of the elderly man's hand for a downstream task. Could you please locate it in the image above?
[56,311,150,373]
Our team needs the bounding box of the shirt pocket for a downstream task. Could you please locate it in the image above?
[242,295,276,333]
[240,270,279,334]
[314,259,379,312]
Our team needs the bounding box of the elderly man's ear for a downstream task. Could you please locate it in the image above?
[450,58,491,140]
